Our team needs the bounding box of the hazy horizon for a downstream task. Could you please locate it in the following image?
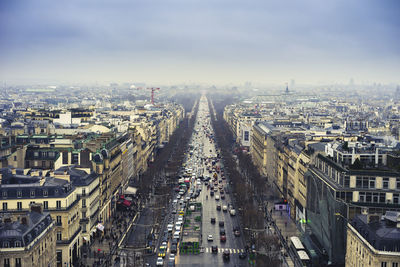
[1,0,399,85]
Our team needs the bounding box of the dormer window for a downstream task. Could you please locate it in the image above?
[30,190,35,197]
[17,191,22,198]
[15,241,21,247]
[3,241,9,248]
[2,191,7,197]
[43,190,48,197]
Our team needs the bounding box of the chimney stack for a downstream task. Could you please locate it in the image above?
[21,216,28,225]
[30,203,42,214]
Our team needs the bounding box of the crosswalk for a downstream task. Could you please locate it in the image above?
[204,247,245,254]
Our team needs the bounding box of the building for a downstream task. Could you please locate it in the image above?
[0,204,56,267]
[346,212,400,267]
[0,169,81,267]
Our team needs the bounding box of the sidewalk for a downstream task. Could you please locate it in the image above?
[79,208,140,267]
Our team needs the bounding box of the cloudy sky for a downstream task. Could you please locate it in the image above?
[0,0,399,85]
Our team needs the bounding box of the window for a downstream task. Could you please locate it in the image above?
[383,178,389,189]
[17,202,22,210]
[13,156,17,161]
[56,200,61,209]
[30,190,35,197]
[17,191,22,198]
[15,241,21,247]
[43,190,48,197]
[56,216,62,225]
[381,262,387,267]
[82,212,86,219]
[2,202,7,211]
[344,177,350,187]
[82,199,86,208]
[43,201,48,210]
[42,161,46,168]
[394,194,399,204]
[359,192,366,202]
[393,263,398,267]
[15,258,21,267]
[57,231,62,241]
[34,151,39,157]
[4,258,10,267]
[397,178,400,190]
[82,189,86,196]
[56,251,62,265]
[2,191,7,197]
[244,131,249,141]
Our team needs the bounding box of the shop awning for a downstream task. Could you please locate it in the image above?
[122,199,132,207]
[96,223,105,231]
[124,186,138,195]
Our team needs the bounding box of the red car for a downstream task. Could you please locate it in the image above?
[220,235,226,242]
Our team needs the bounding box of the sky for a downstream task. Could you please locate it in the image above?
[0,0,399,86]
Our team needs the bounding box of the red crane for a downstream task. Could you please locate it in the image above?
[137,87,160,105]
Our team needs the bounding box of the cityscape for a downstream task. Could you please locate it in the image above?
[1,1,400,267]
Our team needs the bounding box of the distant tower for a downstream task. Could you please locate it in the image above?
[285,83,289,94]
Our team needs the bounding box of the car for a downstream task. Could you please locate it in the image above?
[223,250,230,261]
[173,199,178,204]
[156,257,164,266]
[171,208,177,214]
[207,234,213,241]
[210,218,216,224]
[167,261,175,267]
[222,205,227,212]
[215,195,220,200]
[170,244,177,253]
[169,254,175,262]
[210,191,214,196]
[234,230,240,237]
[167,224,173,232]
[239,252,247,259]
[171,238,178,246]
[176,195,181,200]
[220,235,226,242]
[173,231,180,240]
[221,194,225,200]
[211,245,218,253]
[219,221,224,227]
[161,241,167,247]
[230,209,236,216]
[216,204,221,211]
[158,246,166,258]
[220,229,226,236]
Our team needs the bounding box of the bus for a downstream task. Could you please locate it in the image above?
[289,236,305,251]
[297,250,311,266]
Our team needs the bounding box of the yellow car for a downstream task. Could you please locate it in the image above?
[158,246,166,258]
[179,210,185,216]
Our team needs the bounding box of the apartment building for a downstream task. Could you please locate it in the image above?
[0,169,81,267]
[0,204,56,267]
[346,212,400,267]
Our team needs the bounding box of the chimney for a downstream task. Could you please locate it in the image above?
[30,203,42,214]
[21,216,28,225]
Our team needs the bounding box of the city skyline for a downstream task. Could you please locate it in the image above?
[1,0,400,85]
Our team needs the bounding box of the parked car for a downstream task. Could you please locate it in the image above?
[207,235,213,241]
[210,218,216,224]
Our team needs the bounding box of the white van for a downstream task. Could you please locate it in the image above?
[230,209,236,216]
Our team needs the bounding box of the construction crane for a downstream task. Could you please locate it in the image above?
[137,87,160,105]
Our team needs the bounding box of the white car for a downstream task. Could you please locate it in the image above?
[167,224,173,232]
[169,254,175,262]
[215,195,220,200]
[173,231,180,240]
[156,257,163,266]
[176,195,181,199]
[207,234,213,241]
